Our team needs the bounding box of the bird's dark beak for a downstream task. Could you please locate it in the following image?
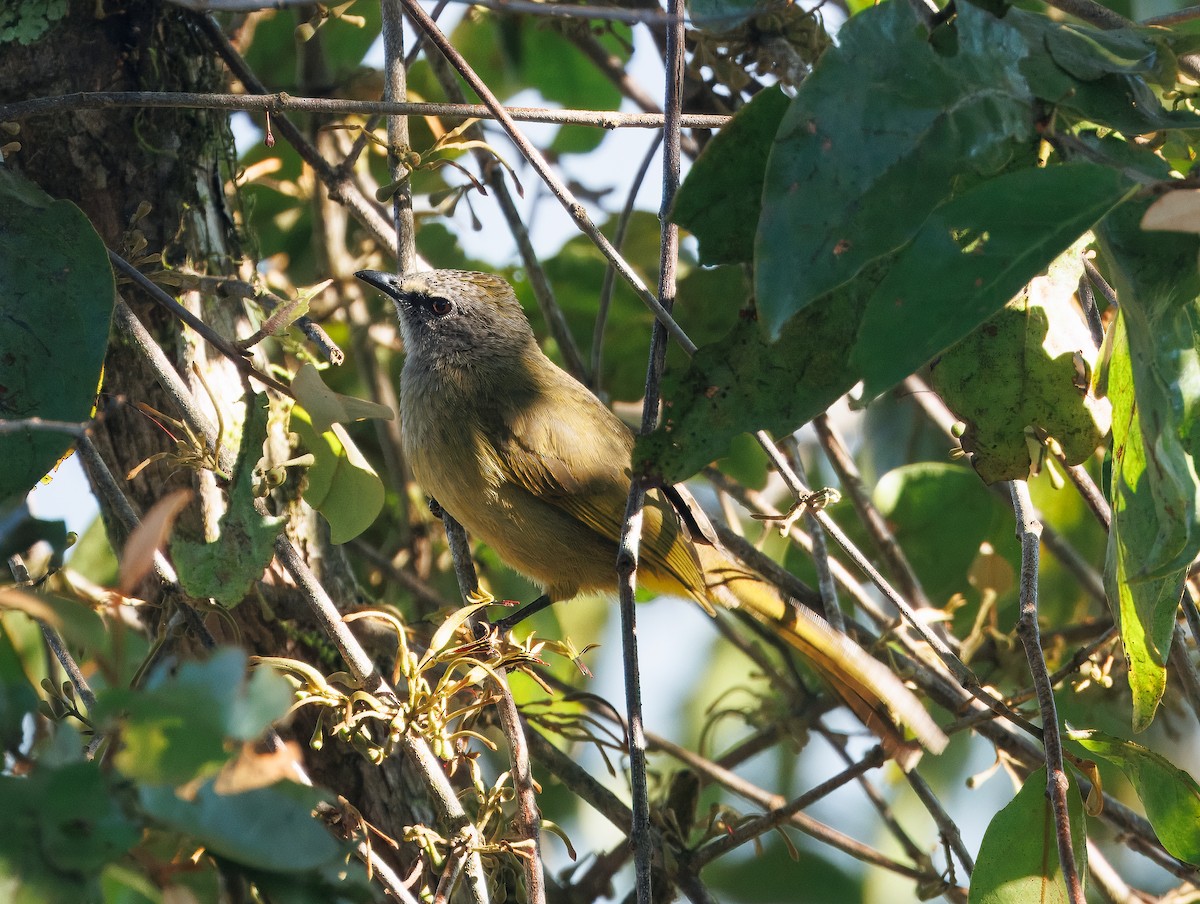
[355,269,398,299]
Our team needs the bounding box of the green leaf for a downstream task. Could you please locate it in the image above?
[172,397,284,607]
[1071,729,1200,864]
[755,0,1034,336]
[1008,11,1200,133]
[1095,182,1200,581]
[872,463,1015,610]
[929,244,1112,484]
[1104,313,1183,731]
[0,762,138,903]
[139,779,344,872]
[291,406,385,543]
[856,163,1134,399]
[671,86,789,266]
[96,648,293,786]
[0,167,114,504]
[291,363,394,433]
[969,766,1087,903]
[642,257,880,482]
[0,622,39,752]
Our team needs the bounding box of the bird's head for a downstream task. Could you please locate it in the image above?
[356,269,537,372]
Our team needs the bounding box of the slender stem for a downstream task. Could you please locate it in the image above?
[195,15,401,257]
[400,0,698,354]
[0,89,730,130]
[592,134,662,391]
[813,414,931,610]
[783,438,844,631]
[110,253,291,396]
[692,746,887,867]
[1009,481,1083,904]
[382,0,417,275]
[1083,258,1119,309]
[614,483,652,902]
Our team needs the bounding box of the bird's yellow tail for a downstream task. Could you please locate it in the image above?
[695,545,948,768]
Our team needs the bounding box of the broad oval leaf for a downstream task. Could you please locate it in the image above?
[0,168,114,504]
[969,766,1087,904]
[855,163,1135,400]
[756,0,1033,336]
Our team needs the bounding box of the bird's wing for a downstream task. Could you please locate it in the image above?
[498,382,709,604]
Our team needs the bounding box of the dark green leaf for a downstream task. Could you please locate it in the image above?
[1071,729,1200,864]
[671,86,789,266]
[0,763,138,903]
[756,0,1033,336]
[140,779,344,872]
[855,163,1134,399]
[969,766,1087,903]
[0,622,39,752]
[0,168,114,504]
[642,258,879,482]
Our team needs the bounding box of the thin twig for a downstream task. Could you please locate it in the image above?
[1009,480,1083,904]
[782,437,844,632]
[592,134,662,391]
[110,253,292,396]
[195,16,400,257]
[1083,258,1120,309]
[1042,0,1132,29]
[0,90,730,133]
[8,555,101,720]
[400,0,699,355]
[813,414,932,610]
[692,746,887,867]
[647,731,934,882]
[905,769,974,877]
[1142,3,1200,25]
[614,480,653,903]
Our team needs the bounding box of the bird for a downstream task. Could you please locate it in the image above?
[356,267,948,766]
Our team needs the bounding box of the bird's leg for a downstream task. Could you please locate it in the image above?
[487,594,556,635]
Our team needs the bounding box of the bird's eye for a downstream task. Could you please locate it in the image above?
[430,297,453,317]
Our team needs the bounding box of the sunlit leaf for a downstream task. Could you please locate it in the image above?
[855,163,1134,399]
[929,243,1111,484]
[291,405,385,543]
[969,766,1087,903]
[1071,729,1200,864]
